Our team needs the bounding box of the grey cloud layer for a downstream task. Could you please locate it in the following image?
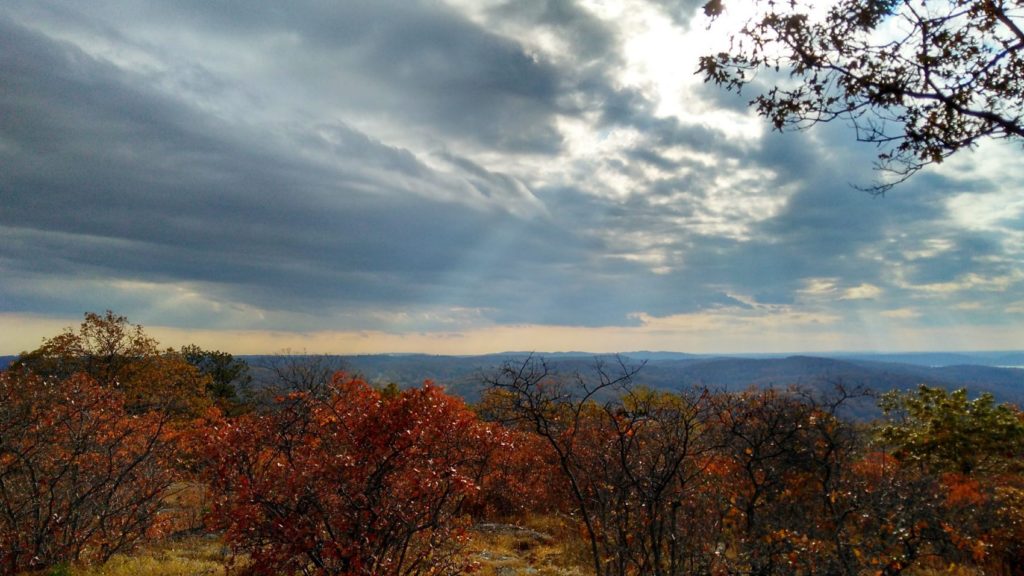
[2,0,1020,338]
[0,13,579,323]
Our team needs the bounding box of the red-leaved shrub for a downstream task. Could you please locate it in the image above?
[0,370,180,573]
[205,374,504,575]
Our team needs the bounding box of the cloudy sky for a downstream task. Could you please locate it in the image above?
[2,0,1022,355]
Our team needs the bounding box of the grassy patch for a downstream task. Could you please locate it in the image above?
[28,516,590,576]
[68,536,233,576]
[465,517,588,576]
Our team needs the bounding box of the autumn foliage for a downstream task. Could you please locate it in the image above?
[5,313,1024,576]
[203,375,506,576]
[12,311,212,416]
[486,357,1024,576]
[0,370,180,573]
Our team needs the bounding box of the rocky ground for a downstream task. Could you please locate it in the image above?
[465,522,587,576]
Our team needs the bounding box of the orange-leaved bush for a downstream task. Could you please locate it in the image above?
[12,310,212,416]
[0,369,181,573]
[204,374,507,576]
[463,426,567,519]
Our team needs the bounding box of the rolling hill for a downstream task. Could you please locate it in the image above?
[242,352,1024,414]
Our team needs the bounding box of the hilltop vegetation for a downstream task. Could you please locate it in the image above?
[3,312,1024,575]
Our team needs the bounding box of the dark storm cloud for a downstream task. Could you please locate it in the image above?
[485,0,622,64]
[9,0,570,153]
[204,0,569,153]
[0,14,594,328]
[1,0,1019,342]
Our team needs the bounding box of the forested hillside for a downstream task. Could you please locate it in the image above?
[242,352,1024,410]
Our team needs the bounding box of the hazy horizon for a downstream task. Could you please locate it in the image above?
[3,313,1023,358]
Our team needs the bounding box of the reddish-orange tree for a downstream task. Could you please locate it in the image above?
[709,386,869,575]
[872,386,1024,573]
[204,375,503,576]
[470,388,568,519]
[464,424,567,519]
[13,310,211,415]
[485,357,719,576]
[0,370,180,573]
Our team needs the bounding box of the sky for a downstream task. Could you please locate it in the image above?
[1,0,1022,355]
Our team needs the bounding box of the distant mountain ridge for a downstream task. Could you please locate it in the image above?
[481,350,1024,367]
[4,352,1021,413]
[237,352,1024,411]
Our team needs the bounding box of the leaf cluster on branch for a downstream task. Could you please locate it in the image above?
[699,0,1024,192]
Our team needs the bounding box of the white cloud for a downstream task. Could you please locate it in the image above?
[840,283,882,300]
[880,308,920,320]
[799,278,838,296]
[899,271,1023,295]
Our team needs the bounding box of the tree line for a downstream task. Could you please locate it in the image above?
[2,312,1024,575]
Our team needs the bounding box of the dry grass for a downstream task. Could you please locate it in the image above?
[36,515,589,576]
[25,514,1001,576]
[68,536,234,576]
[464,516,589,576]
[48,518,586,576]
